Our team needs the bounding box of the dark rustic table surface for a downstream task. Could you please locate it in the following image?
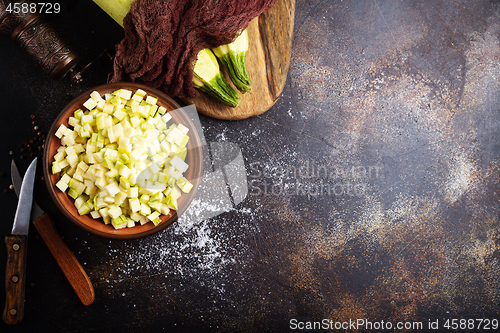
[1,0,500,332]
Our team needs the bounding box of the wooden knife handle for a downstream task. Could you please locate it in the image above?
[3,234,27,325]
[32,213,95,306]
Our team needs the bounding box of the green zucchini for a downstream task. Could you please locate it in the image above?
[192,48,241,108]
[212,29,251,93]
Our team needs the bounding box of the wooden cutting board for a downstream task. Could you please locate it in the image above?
[183,0,295,120]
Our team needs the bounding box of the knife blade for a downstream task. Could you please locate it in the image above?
[10,160,95,307]
[3,158,37,325]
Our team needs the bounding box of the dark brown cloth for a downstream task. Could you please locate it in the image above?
[110,0,276,99]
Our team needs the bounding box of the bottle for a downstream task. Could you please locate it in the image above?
[0,0,79,79]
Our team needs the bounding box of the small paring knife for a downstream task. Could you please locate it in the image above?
[3,158,37,325]
[10,160,95,310]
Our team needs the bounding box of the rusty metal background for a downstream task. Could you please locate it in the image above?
[0,0,499,332]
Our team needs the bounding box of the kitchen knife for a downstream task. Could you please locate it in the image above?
[10,160,95,308]
[3,158,37,325]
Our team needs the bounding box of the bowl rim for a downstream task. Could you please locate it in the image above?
[43,82,203,239]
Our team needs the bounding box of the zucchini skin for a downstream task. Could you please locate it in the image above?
[219,51,252,93]
[197,73,241,108]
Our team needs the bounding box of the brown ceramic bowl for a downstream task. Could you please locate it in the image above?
[43,83,203,239]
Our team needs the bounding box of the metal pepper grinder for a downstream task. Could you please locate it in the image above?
[0,0,79,79]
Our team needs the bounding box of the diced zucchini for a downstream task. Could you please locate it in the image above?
[51,87,195,229]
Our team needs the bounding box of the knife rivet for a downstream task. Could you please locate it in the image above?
[12,244,20,251]
[9,308,17,316]
[11,276,19,283]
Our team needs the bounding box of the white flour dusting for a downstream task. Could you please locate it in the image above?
[88,193,263,308]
